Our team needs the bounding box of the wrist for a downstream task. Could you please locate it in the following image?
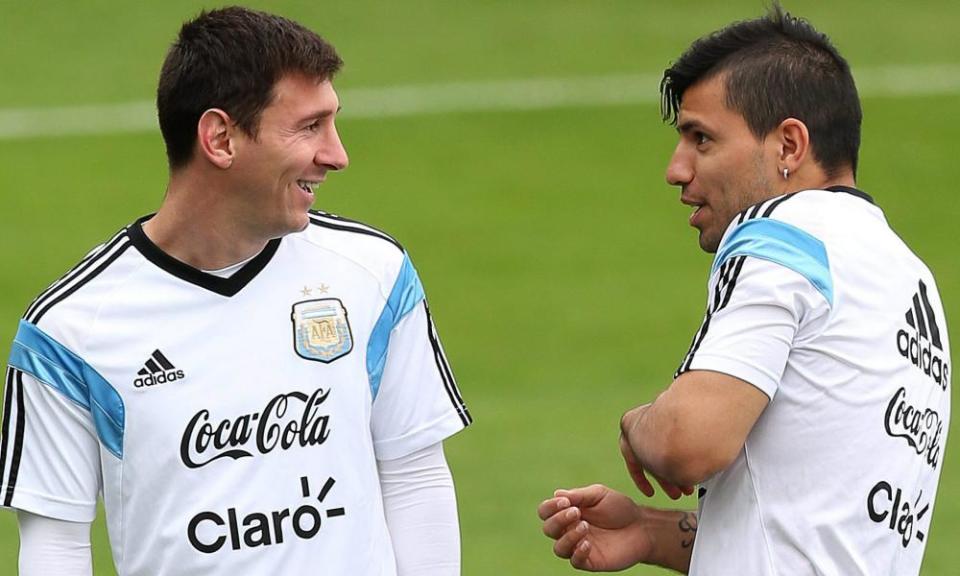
[635,506,695,573]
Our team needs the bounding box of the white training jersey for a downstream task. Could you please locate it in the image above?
[0,211,471,575]
[678,187,950,576]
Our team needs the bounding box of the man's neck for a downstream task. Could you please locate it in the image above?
[782,166,856,196]
[142,174,270,271]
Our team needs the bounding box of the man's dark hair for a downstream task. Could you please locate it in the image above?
[157,6,343,169]
[660,4,862,177]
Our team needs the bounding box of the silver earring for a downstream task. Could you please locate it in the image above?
[782,168,789,180]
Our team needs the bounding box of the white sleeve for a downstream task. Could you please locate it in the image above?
[17,510,93,576]
[0,367,102,522]
[370,296,471,461]
[681,256,830,398]
[379,442,460,576]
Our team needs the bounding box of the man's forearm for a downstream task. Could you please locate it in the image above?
[621,402,690,484]
[379,443,460,576]
[623,371,767,486]
[640,507,698,574]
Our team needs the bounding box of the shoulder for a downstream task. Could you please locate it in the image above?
[22,224,143,342]
[713,191,842,307]
[305,210,405,253]
[290,210,413,288]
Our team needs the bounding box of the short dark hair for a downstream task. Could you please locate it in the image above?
[157,6,343,169]
[660,4,862,177]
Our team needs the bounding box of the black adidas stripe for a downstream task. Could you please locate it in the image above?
[23,229,125,319]
[918,281,942,349]
[678,259,731,375]
[24,229,128,321]
[0,367,17,501]
[153,350,175,371]
[678,314,712,376]
[711,259,734,309]
[762,193,796,217]
[308,211,403,252]
[912,294,929,340]
[717,256,748,311]
[423,302,471,426]
[28,239,132,324]
[677,256,746,375]
[2,370,25,506]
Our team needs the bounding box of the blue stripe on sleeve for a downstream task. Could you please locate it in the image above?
[366,254,426,400]
[8,319,125,459]
[712,219,834,306]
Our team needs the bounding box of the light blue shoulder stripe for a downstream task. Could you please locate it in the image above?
[712,218,833,306]
[366,254,425,400]
[8,319,125,459]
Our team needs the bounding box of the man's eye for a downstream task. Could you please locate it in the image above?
[305,120,321,131]
[695,132,710,145]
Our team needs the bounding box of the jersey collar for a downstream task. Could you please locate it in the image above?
[824,185,875,204]
[128,216,281,297]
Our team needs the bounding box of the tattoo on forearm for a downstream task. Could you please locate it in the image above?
[679,512,698,549]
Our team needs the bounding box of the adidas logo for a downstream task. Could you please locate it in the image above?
[896,280,949,390]
[134,349,186,388]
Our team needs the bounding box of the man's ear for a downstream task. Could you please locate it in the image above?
[196,108,236,169]
[776,117,810,174]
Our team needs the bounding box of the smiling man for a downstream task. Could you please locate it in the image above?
[539,5,950,575]
[1,7,470,576]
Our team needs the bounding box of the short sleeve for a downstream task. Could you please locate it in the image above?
[680,255,831,400]
[0,366,102,522]
[369,257,471,460]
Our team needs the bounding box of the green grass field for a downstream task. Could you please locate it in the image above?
[1,1,958,574]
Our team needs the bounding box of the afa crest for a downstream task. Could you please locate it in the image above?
[291,298,353,363]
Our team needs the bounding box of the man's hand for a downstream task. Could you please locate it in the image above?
[538,484,651,572]
[620,405,694,500]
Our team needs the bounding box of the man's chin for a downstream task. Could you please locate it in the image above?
[296,213,311,232]
[698,232,720,254]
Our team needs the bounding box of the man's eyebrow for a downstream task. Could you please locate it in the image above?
[676,119,706,134]
[298,105,340,123]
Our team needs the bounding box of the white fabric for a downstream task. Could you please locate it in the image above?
[201,254,256,277]
[682,189,950,576]
[0,214,470,576]
[380,442,460,576]
[17,510,92,576]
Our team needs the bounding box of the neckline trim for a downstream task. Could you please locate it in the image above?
[824,185,875,205]
[128,216,281,297]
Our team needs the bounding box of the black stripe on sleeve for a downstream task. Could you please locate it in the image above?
[679,313,713,375]
[24,230,128,321]
[308,211,404,252]
[761,193,797,217]
[0,367,16,495]
[676,255,748,376]
[677,262,729,376]
[423,302,471,426]
[3,370,25,506]
[717,256,748,312]
[29,240,132,324]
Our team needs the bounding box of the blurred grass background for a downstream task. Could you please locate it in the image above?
[0,1,957,574]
